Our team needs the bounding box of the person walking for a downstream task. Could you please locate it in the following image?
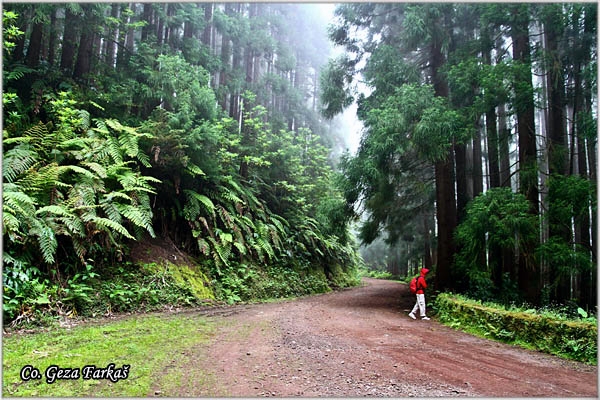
[409,268,430,320]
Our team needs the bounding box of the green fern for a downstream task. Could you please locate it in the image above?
[85,216,135,240]
[184,190,215,218]
[30,225,57,264]
[115,203,155,238]
[208,236,231,267]
[2,145,38,182]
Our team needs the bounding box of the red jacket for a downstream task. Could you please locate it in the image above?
[416,268,429,294]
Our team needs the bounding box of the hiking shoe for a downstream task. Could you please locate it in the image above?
[408,312,416,320]
[421,316,430,320]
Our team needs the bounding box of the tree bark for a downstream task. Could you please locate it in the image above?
[25,16,43,68]
[511,4,540,305]
[430,33,456,291]
[60,7,79,74]
[47,7,59,66]
[73,5,94,80]
[105,4,120,68]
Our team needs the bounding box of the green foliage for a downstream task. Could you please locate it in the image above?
[2,10,23,55]
[3,260,214,326]
[319,56,356,118]
[435,293,597,364]
[455,188,538,299]
[213,263,333,304]
[2,6,363,327]
[3,92,159,274]
[358,268,394,280]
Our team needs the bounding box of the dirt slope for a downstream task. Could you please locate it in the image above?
[163,278,597,397]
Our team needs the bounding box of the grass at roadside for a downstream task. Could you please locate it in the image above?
[2,312,215,397]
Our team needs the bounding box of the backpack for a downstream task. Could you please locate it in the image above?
[409,276,421,294]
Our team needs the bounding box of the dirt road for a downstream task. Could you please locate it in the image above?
[169,278,597,397]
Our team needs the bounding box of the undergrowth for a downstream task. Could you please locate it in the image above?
[434,293,597,364]
[211,262,359,304]
[4,258,360,329]
[2,261,213,329]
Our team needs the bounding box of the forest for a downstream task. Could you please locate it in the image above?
[2,2,597,326]
[2,2,361,324]
[324,2,597,310]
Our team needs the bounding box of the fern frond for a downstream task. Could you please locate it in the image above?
[197,237,210,255]
[2,211,21,235]
[72,237,87,263]
[270,214,289,233]
[233,241,247,256]
[100,201,123,225]
[69,183,98,208]
[82,162,108,179]
[2,188,35,217]
[208,236,230,267]
[29,225,57,264]
[36,204,70,217]
[136,150,152,168]
[217,205,234,229]
[2,145,39,182]
[63,165,97,180]
[238,215,256,235]
[2,136,34,145]
[115,203,154,235]
[24,122,50,149]
[91,120,109,138]
[184,190,215,218]
[106,136,123,164]
[85,216,134,239]
[186,163,205,177]
[78,109,91,130]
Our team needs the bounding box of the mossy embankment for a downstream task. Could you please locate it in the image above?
[434,293,597,364]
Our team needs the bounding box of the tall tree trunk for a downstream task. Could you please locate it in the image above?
[497,104,512,188]
[141,3,153,42]
[423,213,433,269]
[431,34,456,291]
[219,34,231,110]
[73,5,94,81]
[47,7,58,66]
[577,4,597,310]
[229,4,243,119]
[116,4,132,70]
[25,15,43,68]
[202,3,213,47]
[543,5,571,303]
[511,4,540,305]
[455,143,468,223]
[156,3,165,46]
[472,120,484,197]
[105,4,120,69]
[60,6,79,75]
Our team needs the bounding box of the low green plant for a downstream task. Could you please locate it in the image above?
[435,293,597,364]
[3,261,215,327]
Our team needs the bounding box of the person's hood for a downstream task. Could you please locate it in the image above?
[420,268,430,277]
